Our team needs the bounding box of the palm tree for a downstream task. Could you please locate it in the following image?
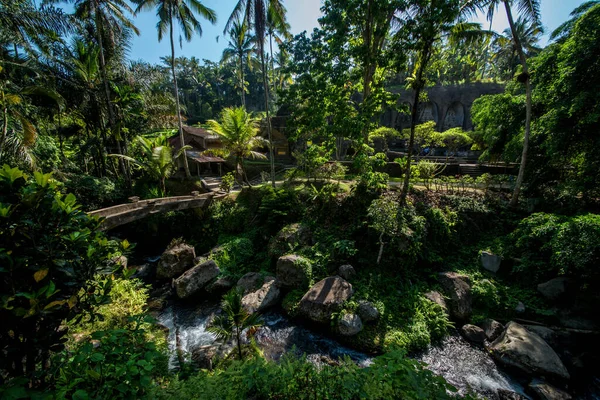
[71,0,140,180]
[222,20,255,107]
[398,0,465,205]
[462,0,542,207]
[206,106,267,186]
[111,133,188,195]
[493,16,543,80]
[207,289,263,360]
[226,0,288,188]
[133,0,216,179]
[551,1,599,41]
[0,0,71,59]
[266,6,291,98]
[0,67,37,167]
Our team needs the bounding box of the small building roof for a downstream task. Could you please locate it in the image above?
[186,150,225,163]
[183,125,220,141]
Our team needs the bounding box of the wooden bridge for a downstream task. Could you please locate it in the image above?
[89,192,226,230]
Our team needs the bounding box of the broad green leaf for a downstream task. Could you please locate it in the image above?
[33,269,48,282]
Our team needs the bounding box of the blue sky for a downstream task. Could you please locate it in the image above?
[65,0,587,64]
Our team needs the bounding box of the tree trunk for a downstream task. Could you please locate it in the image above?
[259,40,276,187]
[269,32,276,98]
[505,1,531,208]
[239,52,246,107]
[0,105,8,158]
[95,10,127,180]
[400,44,432,206]
[236,327,243,360]
[376,232,385,264]
[170,14,191,178]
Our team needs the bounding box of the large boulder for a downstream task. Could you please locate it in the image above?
[497,389,527,400]
[242,279,282,314]
[156,243,196,279]
[537,278,569,301]
[528,379,572,400]
[268,223,312,257]
[480,251,502,273]
[276,255,311,289]
[437,272,472,321]
[338,265,356,281]
[424,291,448,313]
[357,301,379,323]
[174,260,220,299]
[479,319,504,342]
[461,324,486,343]
[298,276,353,323]
[206,277,235,295]
[237,272,264,294]
[338,313,363,336]
[489,322,570,380]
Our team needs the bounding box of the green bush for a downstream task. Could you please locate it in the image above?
[209,237,254,275]
[69,278,151,337]
[54,317,167,399]
[154,351,464,400]
[509,212,600,283]
[60,173,126,211]
[0,165,122,383]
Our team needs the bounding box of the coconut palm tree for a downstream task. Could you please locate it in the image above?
[551,1,599,41]
[462,0,542,207]
[0,67,36,166]
[0,0,71,59]
[493,15,543,80]
[207,106,267,186]
[71,0,140,180]
[133,0,216,179]
[111,133,188,195]
[222,20,255,107]
[266,6,291,98]
[207,289,263,360]
[225,0,288,188]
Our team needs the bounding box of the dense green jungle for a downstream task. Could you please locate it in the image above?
[1,0,600,399]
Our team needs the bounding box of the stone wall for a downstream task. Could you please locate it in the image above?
[381,82,505,132]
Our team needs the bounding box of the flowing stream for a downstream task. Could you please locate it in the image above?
[155,300,529,399]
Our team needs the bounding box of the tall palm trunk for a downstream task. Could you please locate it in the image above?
[400,44,433,206]
[95,10,128,182]
[259,40,275,187]
[239,52,246,107]
[269,32,276,97]
[169,13,191,178]
[505,1,531,207]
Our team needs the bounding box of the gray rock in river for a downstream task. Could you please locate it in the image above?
[206,276,235,294]
[437,272,472,321]
[528,379,572,400]
[461,324,486,343]
[537,277,569,301]
[357,300,379,323]
[479,318,504,342]
[338,264,356,281]
[338,313,363,336]
[174,260,220,299]
[489,322,570,380]
[480,251,502,273]
[424,291,448,312]
[237,272,264,294]
[298,276,353,323]
[157,242,196,279]
[242,279,282,314]
[276,255,311,289]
